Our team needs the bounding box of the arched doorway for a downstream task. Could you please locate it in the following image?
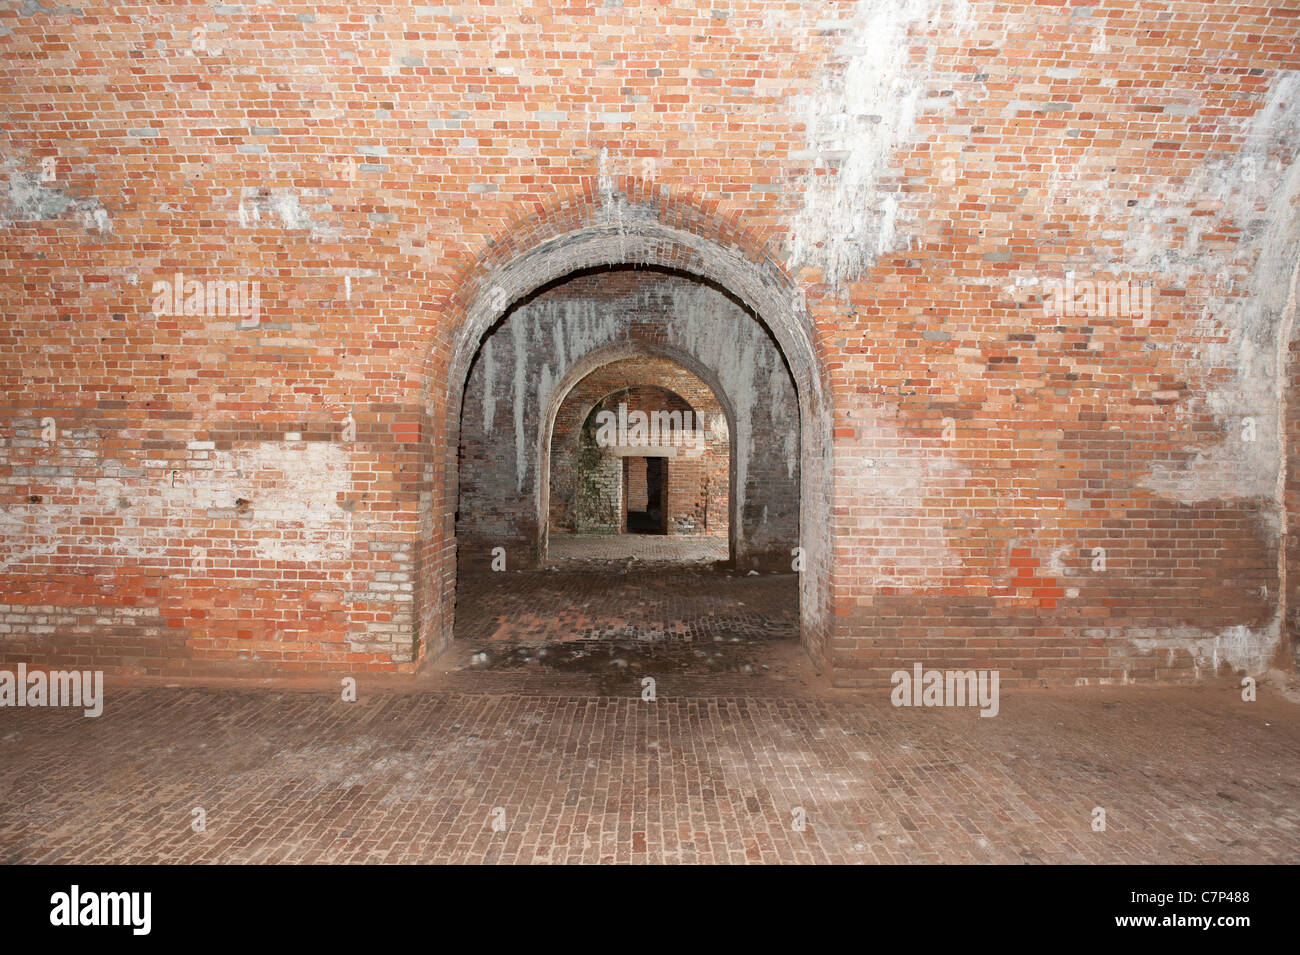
[545,359,730,563]
[418,204,833,674]
[539,345,738,565]
[455,268,799,570]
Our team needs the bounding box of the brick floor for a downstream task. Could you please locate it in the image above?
[1,562,1297,864]
[454,537,789,651]
[546,532,729,566]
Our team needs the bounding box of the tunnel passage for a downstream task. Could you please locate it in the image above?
[455,266,800,573]
[427,210,833,680]
[451,266,803,677]
[549,357,730,547]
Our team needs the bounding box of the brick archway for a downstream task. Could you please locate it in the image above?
[423,199,833,672]
[538,343,736,562]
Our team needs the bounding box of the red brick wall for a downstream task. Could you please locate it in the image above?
[625,455,648,512]
[2,2,1298,684]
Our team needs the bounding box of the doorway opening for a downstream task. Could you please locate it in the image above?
[624,455,667,535]
[445,263,810,688]
[548,369,730,564]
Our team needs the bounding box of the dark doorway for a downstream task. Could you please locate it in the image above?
[625,456,668,534]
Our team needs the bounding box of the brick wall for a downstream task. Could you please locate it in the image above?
[2,1,1298,684]
[625,455,648,513]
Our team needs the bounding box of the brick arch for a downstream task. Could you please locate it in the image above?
[434,183,789,349]
[585,384,704,423]
[540,347,735,559]
[555,378,727,540]
[423,196,833,671]
[436,196,822,411]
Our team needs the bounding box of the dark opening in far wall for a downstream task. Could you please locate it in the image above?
[624,455,668,534]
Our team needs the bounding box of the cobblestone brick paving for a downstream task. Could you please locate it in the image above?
[1,561,1297,864]
[546,533,729,566]
[2,684,1296,864]
[455,540,786,647]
